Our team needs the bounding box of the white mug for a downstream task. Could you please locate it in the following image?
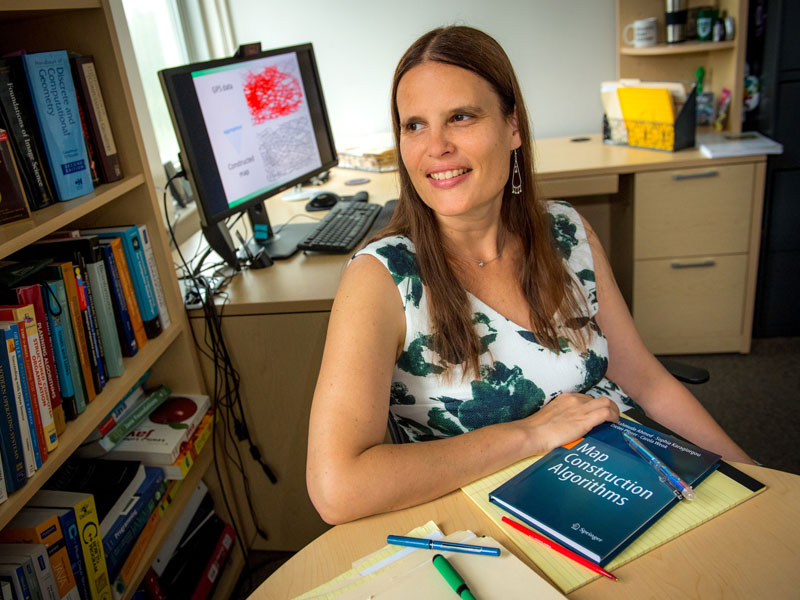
[624,17,658,48]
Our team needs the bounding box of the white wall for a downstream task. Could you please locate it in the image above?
[228,0,617,145]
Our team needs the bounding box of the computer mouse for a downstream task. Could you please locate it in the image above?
[341,191,369,203]
[306,191,341,211]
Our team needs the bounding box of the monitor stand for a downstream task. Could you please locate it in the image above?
[245,202,317,259]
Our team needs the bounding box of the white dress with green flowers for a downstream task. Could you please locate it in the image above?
[353,201,634,443]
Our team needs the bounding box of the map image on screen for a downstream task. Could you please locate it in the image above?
[192,52,322,208]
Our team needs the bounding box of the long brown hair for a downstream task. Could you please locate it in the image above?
[374,25,588,377]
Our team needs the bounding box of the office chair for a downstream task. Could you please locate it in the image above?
[386,359,709,445]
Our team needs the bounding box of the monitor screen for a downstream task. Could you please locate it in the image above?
[159,44,337,227]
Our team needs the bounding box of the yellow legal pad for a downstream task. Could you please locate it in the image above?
[617,86,676,150]
[461,455,765,594]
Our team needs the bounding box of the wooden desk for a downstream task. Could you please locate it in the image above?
[188,135,768,551]
[251,463,800,599]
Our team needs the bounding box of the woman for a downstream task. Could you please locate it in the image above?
[307,26,751,525]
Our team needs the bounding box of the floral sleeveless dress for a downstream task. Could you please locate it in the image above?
[353,201,634,442]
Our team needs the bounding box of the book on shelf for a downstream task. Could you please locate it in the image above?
[75,81,101,187]
[21,51,93,202]
[0,561,32,600]
[0,342,26,492]
[77,384,171,458]
[0,543,58,600]
[190,520,235,600]
[0,305,57,453]
[69,55,122,184]
[107,393,210,467]
[150,481,208,577]
[161,410,213,481]
[13,284,66,435]
[0,508,81,600]
[1,325,37,476]
[98,243,138,358]
[43,458,146,540]
[136,225,169,331]
[80,227,162,340]
[83,370,150,444]
[97,238,147,352]
[103,466,165,578]
[0,321,46,467]
[160,512,227,600]
[0,56,56,211]
[28,489,112,600]
[0,129,31,225]
[488,419,720,566]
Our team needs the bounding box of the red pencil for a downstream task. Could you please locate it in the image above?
[501,516,619,581]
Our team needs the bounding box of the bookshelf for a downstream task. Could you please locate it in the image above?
[0,1,239,597]
[617,0,749,132]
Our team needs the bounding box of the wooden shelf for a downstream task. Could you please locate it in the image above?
[0,174,146,260]
[620,41,736,56]
[120,447,214,600]
[0,1,100,11]
[0,323,182,530]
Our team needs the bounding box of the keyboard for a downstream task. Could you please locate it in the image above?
[297,201,382,253]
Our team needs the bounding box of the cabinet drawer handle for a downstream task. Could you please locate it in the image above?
[672,171,720,181]
[671,260,717,269]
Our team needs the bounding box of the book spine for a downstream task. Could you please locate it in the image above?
[2,324,43,466]
[104,240,146,351]
[28,545,59,600]
[101,385,171,450]
[19,558,41,600]
[74,267,104,395]
[70,496,112,600]
[99,244,137,358]
[0,129,31,224]
[136,226,170,331]
[57,262,95,404]
[55,509,91,600]
[0,57,56,209]
[104,492,159,577]
[83,261,123,378]
[0,449,6,503]
[110,495,164,600]
[97,378,147,438]
[75,258,107,390]
[74,88,100,186]
[0,346,26,491]
[2,331,36,476]
[41,281,81,419]
[10,322,48,463]
[15,286,64,436]
[0,564,31,600]
[69,57,121,183]
[21,51,93,202]
[189,523,235,600]
[117,231,161,339]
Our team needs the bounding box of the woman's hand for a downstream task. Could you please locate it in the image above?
[518,393,620,456]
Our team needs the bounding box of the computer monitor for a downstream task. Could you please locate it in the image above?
[159,43,337,269]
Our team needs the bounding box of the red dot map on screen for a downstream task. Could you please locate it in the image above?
[192,52,322,209]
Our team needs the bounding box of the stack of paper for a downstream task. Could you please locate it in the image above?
[295,521,565,599]
[697,131,783,158]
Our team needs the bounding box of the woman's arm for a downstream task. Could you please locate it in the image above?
[584,217,753,463]
[306,254,619,524]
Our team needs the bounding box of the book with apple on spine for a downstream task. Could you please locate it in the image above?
[488,418,721,567]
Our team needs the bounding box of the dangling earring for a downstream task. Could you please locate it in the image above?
[511,148,522,195]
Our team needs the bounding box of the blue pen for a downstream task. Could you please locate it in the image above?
[387,535,500,556]
[623,432,696,500]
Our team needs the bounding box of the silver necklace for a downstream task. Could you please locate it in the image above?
[447,233,507,267]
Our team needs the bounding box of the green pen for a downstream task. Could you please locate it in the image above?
[432,554,478,600]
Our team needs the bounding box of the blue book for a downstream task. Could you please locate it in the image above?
[0,563,32,600]
[488,419,721,566]
[103,466,164,576]
[99,244,137,357]
[48,507,90,600]
[0,340,26,492]
[80,227,161,340]
[0,324,41,468]
[21,51,93,202]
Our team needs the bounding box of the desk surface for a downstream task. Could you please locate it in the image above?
[191,134,766,318]
[251,463,799,599]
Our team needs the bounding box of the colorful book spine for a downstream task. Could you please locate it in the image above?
[136,225,170,331]
[99,244,137,357]
[2,329,36,476]
[99,385,171,452]
[98,239,146,351]
[0,56,56,210]
[0,343,26,492]
[0,323,45,465]
[0,129,31,225]
[74,86,100,186]
[189,522,235,600]
[55,262,95,404]
[0,306,57,452]
[82,257,123,378]
[96,371,150,438]
[74,266,105,394]
[21,51,93,202]
[0,563,30,600]
[69,56,122,183]
[49,509,90,600]
[82,228,161,339]
[41,278,82,418]
[0,544,58,600]
[15,285,65,436]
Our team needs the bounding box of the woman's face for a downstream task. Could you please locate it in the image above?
[396,61,521,222]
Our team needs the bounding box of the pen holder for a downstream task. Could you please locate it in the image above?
[603,85,697,152]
